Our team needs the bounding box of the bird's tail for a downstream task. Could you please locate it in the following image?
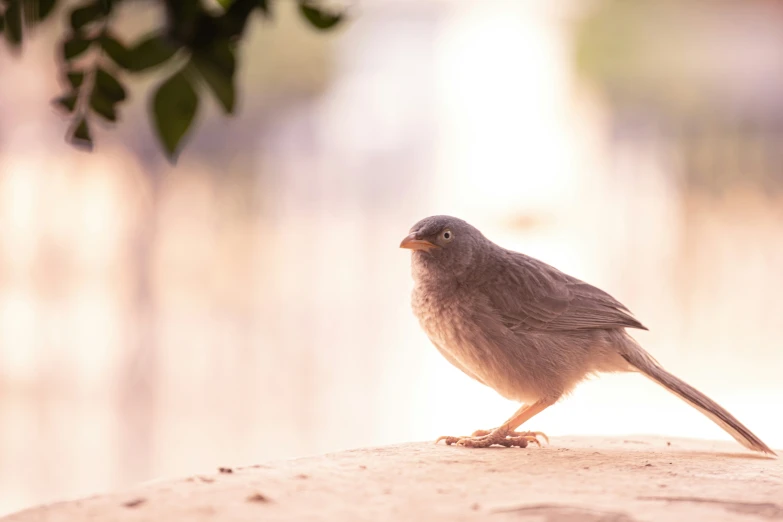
[621,348,776,456]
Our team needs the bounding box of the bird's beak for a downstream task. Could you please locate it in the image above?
[400,234,439,252]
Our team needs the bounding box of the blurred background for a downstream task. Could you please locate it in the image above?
[2,0,783,515]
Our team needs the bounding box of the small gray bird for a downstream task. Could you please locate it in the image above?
[401,215,775,455]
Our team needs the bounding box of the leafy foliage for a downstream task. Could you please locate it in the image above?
[0,0,346,163]
[153,68,199,159]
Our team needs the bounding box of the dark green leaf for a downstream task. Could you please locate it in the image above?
[152,69,199,161]
[29,0,59,22]
[66,70,85,89]
[216,0,232,8]
[4,2,23,47]
[298,1,343,30]
[94,68,126,102]
[164,1,201,45]
[191,40,235,113]
[62,34,92,60]
[69,2,104,30]
[125,34,179,72]
[53,92,78,113]
[89,90,117,122]
[257,0,269,16]
[68,117,93,150]
[203,40,234,76]
[100,34,131,68]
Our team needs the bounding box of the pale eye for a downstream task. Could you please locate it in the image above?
[442,229,453,241]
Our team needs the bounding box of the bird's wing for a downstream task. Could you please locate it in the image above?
[483,251,647,332]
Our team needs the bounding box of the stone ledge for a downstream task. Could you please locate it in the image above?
[4,436,781,522]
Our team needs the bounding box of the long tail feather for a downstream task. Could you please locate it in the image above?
[621,350,775,456]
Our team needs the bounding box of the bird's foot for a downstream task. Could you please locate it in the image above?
[435,427,548,448]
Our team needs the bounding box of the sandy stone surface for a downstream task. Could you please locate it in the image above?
[4,436,781,522]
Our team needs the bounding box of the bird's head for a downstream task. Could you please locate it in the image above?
[400,215,488,280]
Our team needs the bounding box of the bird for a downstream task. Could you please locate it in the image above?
[400,215,775,455]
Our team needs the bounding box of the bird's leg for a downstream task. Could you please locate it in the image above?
[435,399,553,448]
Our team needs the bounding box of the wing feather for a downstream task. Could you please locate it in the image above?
[483,251,647,332]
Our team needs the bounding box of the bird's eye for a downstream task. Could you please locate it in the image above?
[442,229,453,241]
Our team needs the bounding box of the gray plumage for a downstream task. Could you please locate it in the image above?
[403,215,775,455]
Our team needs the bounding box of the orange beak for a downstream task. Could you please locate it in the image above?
[400,234,439,252]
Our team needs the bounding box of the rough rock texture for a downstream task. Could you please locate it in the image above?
[4,436,781,522]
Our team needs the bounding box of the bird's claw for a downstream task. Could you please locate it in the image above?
[435,428,548,448]
[471,428,549,445]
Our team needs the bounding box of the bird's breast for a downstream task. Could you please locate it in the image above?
[411,285,466,349]
[411,283,504,375]
[410,282,558,403]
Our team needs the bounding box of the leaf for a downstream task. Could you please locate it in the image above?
[22,0,59,26]
[257,0,269,16]
[3,1,23,48]
[30,0,59,22]
[53,92,78,113]
[68,117,93,150]
[125,33,178,72]
[152,69,199,161]
[0,13,5,35]
[191,40,235,113]
[66,70,85,88]
[89,90,117,122]
[62,34,92,60]
[94,68,126,102]
[70,1,104,30]
[100,34,131,68]
[164,2,201,45]
[298,1,343,30]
